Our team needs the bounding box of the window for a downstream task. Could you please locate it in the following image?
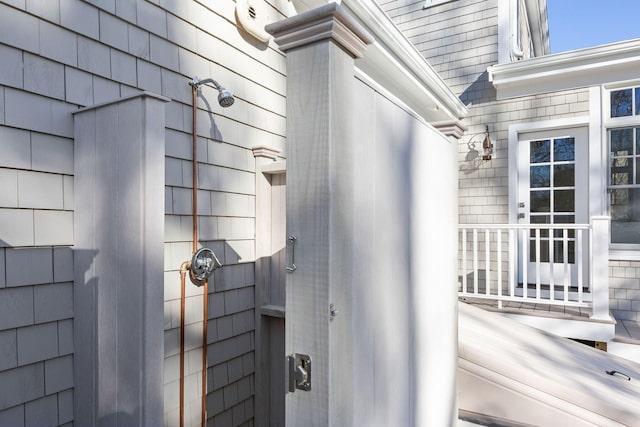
[608,85,640,247]
[610,88,640,117]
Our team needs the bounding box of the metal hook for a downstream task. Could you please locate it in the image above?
[286,235,297,272]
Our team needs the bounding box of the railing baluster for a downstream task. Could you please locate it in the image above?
[535,228,541,300]
[522,228,528,300]
[462,228,467,294]
[485,229,491,296]
[563,229,569,302]
[497,229,503,307]
[473,229,478,295]
[457,223,592,311]
[509,228,515,298]
[549,232,554,302]
[578,229,584,304]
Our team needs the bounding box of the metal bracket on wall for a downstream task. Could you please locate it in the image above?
[286,235,297,272]
[288,353,311,392]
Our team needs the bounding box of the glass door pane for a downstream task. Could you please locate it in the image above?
[528,138,576,264]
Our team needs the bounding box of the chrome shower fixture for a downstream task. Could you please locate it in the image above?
[190,76,235,107]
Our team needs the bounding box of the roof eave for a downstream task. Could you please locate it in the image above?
[489,38,640,100]
[342,0,468,124]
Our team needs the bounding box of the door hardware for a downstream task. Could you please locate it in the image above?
[286,235,297,272]
[288,353,311,392]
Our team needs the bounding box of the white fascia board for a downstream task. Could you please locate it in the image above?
[341,0,469,123]
[489,38,640,99]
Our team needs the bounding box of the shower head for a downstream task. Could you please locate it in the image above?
[217,88,235,107]
[191,76,235,108]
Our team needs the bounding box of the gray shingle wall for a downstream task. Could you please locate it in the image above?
[0,247,74,425]
[381,0,589,224]
[0,0,287,425]
[381,0,500,98]
[383,1,624,315]
[609,261,640,321]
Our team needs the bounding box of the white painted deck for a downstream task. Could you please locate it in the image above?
[459,302,640,426]
[460,295,616,342]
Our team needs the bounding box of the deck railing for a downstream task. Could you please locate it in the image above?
[458,217,611,320]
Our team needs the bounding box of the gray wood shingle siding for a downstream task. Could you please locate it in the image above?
[0,0,288,425]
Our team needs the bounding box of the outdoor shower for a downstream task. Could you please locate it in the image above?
[190,76,235,108]
[178,76,233,427]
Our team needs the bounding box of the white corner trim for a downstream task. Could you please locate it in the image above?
[341,0,468,123]
[489,38,640,99]
[260,160,287,174]
[523,0,549,57]
[589,86,607,218]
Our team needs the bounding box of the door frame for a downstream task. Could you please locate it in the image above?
[253,146,287,427]
[517,126,588,285]
[508,117,598,287]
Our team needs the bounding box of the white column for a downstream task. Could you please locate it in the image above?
[590,216,611,320]
[267,5,372,426]
[73,92,169,426]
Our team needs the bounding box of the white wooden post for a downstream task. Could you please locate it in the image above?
[590,216,611,320]
[73,92,168,425]
[267,5,373,426]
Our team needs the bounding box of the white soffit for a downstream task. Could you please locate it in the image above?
[341,0,468,123]
[489,38,640,100]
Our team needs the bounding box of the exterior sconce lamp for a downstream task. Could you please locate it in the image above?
[482,125,493,160]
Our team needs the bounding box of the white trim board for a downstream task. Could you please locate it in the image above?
[341,0,468,123]
[490,38,640,99]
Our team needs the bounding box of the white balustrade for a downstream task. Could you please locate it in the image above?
[458,219,610,318]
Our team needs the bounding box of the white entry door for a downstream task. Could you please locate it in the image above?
[516,127,589,286]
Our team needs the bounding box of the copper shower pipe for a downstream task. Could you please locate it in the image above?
[201,279,209,427]
[178,264,188,427]
[176,82,209,427]
[193,84,210,427]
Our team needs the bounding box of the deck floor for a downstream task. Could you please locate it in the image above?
[459,297,640,344]
[459,297,592,319]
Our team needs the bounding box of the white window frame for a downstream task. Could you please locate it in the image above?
[604,81,640,256]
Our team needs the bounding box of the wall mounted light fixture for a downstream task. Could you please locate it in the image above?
[481,125,493,160]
